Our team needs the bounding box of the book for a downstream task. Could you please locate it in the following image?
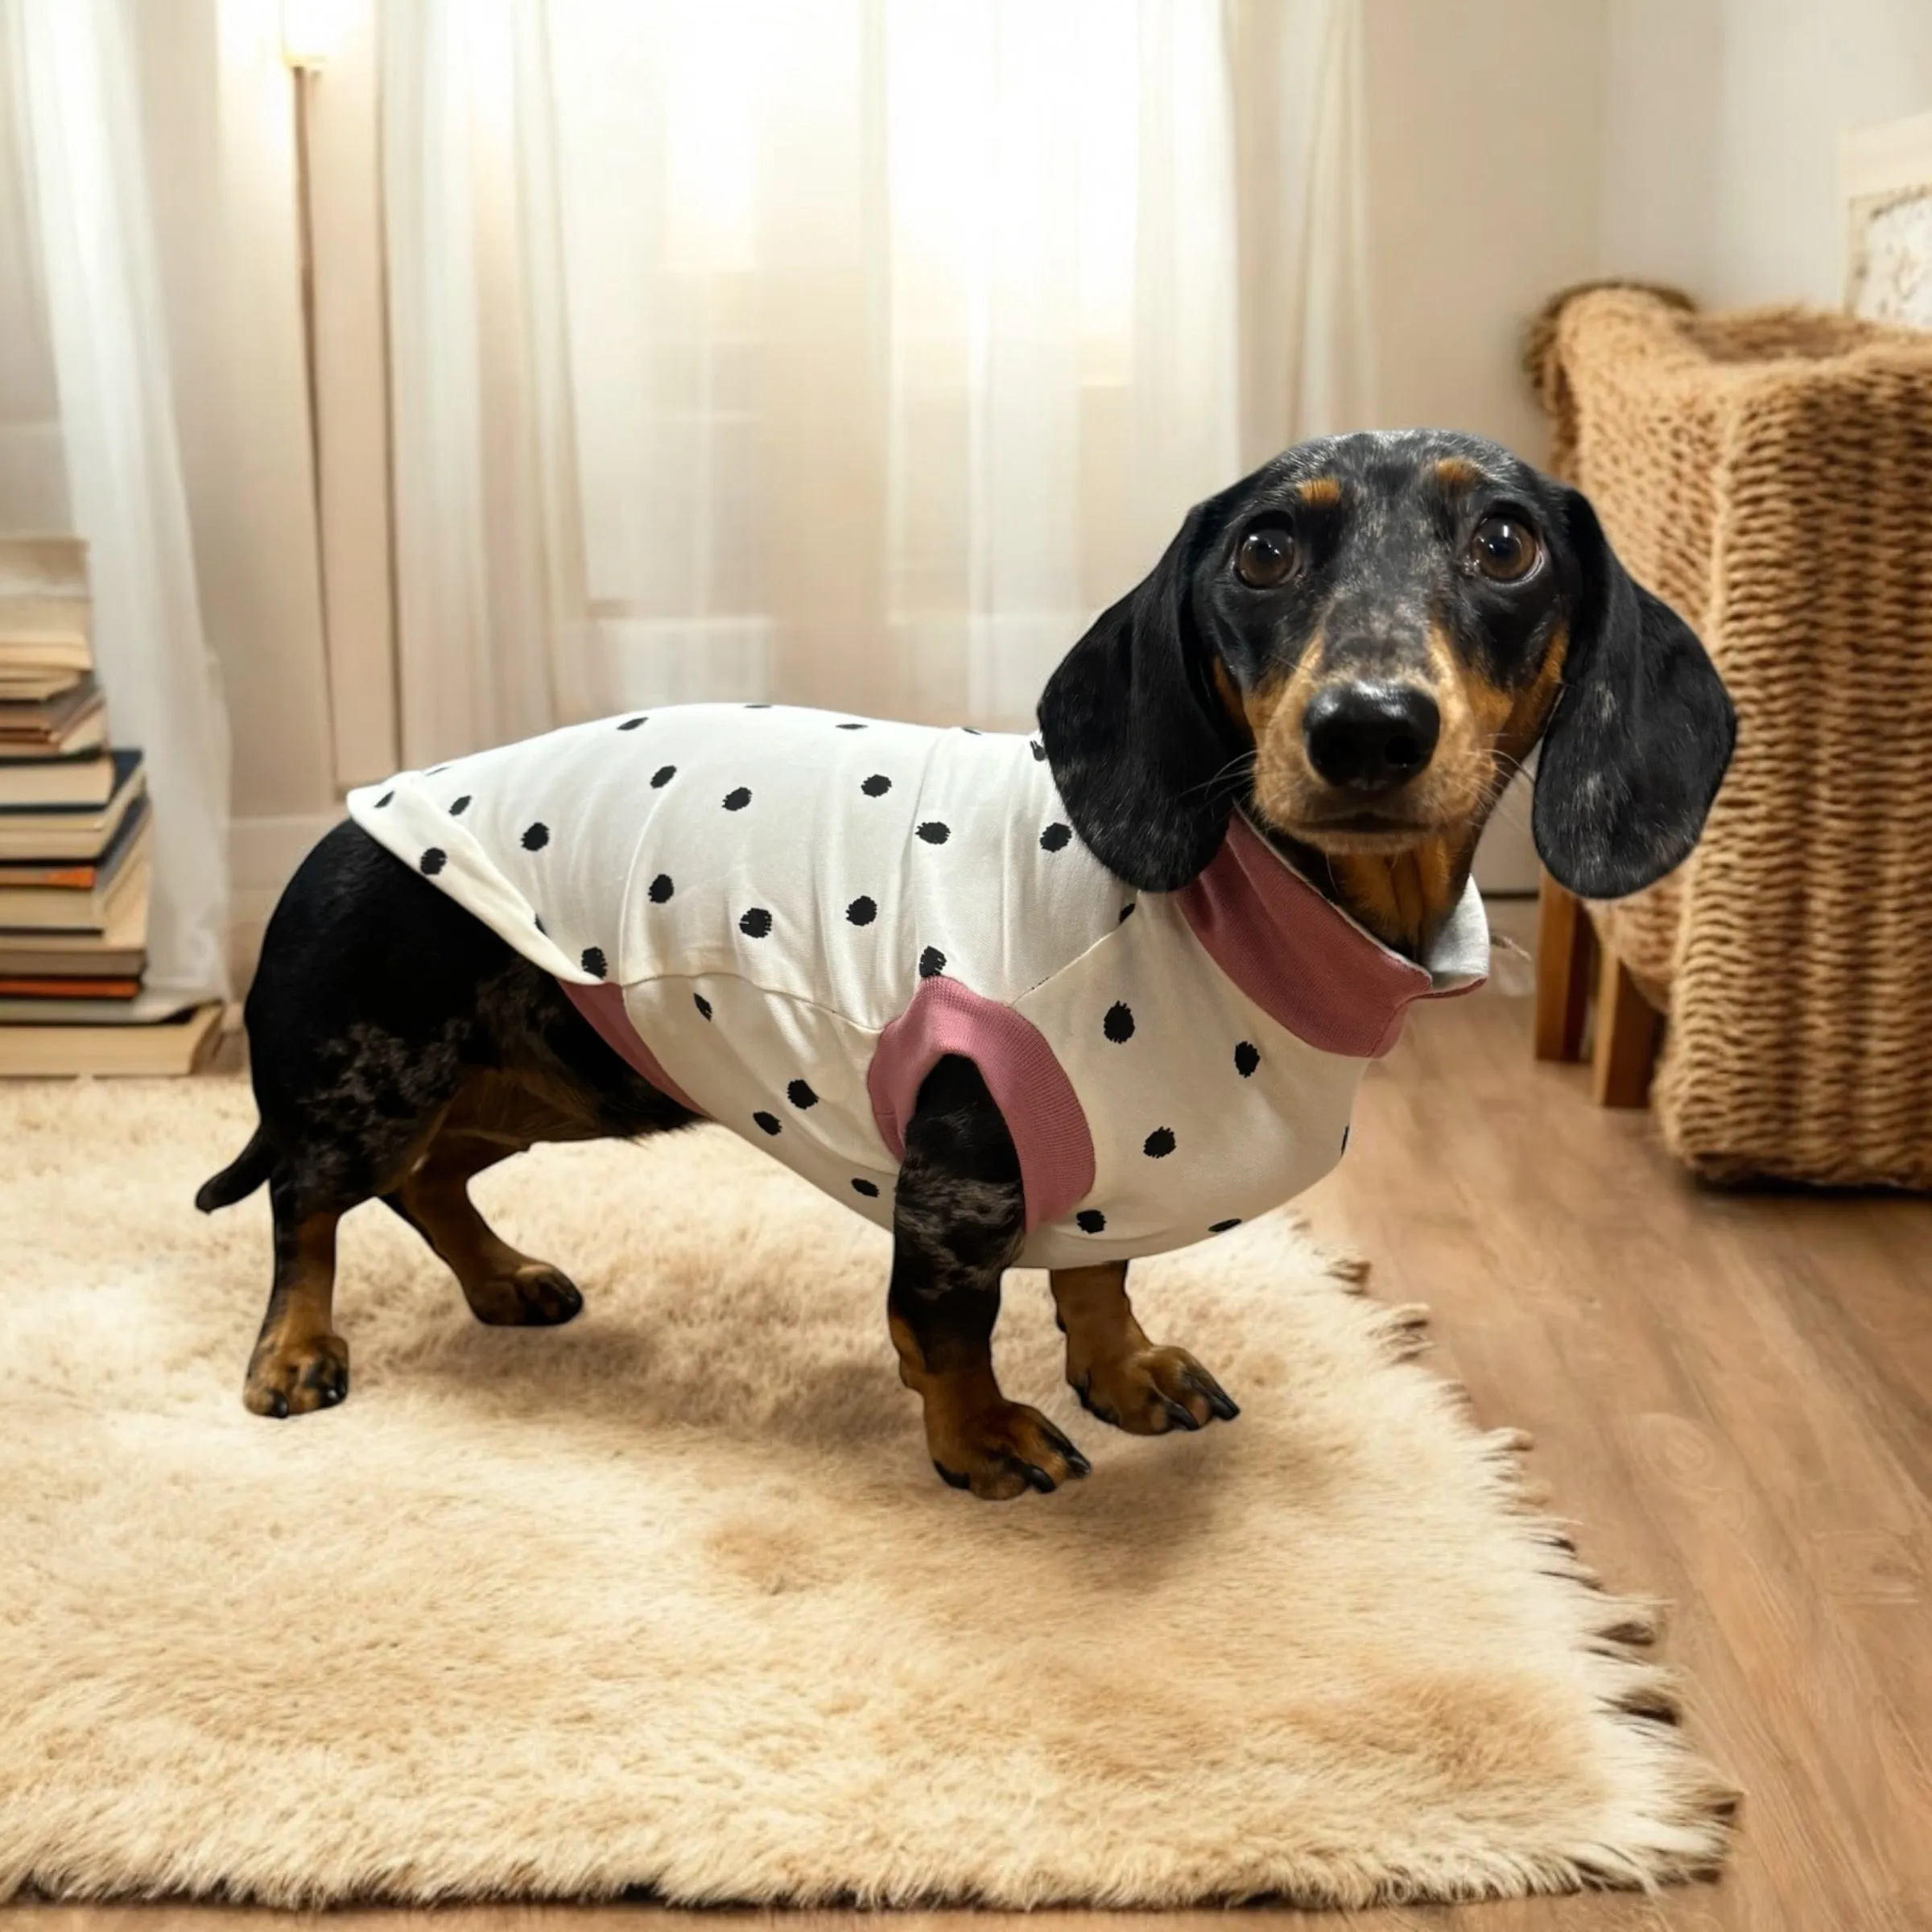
[0,748,118,808]
[0,913,147,978]
[0,998,222,1075]
[0,975,142,1001]
[0,667,92,703]
[0,749,144,861]
[0,536,92,686]
[0,673,105,758]
[0,795,150,927]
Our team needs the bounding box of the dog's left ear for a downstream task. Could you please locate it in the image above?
[1532,489,1736,898]
[1037,504,1245,890]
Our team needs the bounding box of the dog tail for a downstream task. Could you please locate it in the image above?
[196,1127,275,1213]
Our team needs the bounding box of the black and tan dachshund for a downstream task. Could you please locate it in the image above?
[199,431,1734,1499]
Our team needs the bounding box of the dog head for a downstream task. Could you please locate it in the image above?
[1038,429,1736,943]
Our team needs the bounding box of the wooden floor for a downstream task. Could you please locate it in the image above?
[14,946,1932,1930]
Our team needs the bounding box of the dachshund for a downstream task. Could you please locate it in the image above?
[197,430,1734,1500]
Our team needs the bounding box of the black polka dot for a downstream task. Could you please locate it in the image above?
[861,774,892,798]
[1118,902,1135,922]
[852,1178,881,1198]
[753,1110,782,1135]
[916,821,950,844]
[1039,822,1072,852]
[1030,740,1046,761]
[740,907,774,939]
[836,720,868,730]
[919,946,945,978]
[1103,1001,1135,1043]
[744,702,771,709]
[617,715,647,730]
[787,1079,819,1108]
[1340,1124,1351,1154]
[962,726,982,735]
[649,873,674,903]
[1210,1218,1241,1234]
[375,791,394,808]
[723,786,752,811]
[693,992,712,1020]
[450,795,472,815]
[534,913,547,935]
[847,895,877,926]
[1144,1127,1176,1159]
[425,764,449,775]
[419,848,447,875]
[650,764,676,787]
[580,947,607,978]
[1234,1041,1260,1078]
[521,822,550,850]
[1076,1209,1106,1234]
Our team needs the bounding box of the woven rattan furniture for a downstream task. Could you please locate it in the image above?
[1527,287,1932,1188]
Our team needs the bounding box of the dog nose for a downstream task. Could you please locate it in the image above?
[1302,683,1441,791]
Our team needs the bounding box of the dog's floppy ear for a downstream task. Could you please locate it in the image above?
[1037,504,1245,890]
[1533,489,1736,898]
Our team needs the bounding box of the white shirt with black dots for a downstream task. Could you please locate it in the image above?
[347,704,1488,1269]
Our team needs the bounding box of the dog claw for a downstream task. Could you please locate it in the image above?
[1162,1397,1201,1432]
[1183,1367,1241,1421]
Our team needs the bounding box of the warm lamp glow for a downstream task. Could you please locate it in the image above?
[281,0,352,70]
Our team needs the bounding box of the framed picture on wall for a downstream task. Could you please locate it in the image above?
[1843,109,1932,328]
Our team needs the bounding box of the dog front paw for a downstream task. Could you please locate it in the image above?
[244,1332,349,1418]
[928,1399,1092,1501]
[462,1263,584,1327]
[1071,1344,1238,1435]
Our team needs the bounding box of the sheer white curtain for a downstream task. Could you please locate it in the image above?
[3,0,231,1004]
[384,0,1373,762]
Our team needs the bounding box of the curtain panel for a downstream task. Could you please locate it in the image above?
[3,0,232,1004]
[383,0,1373,762]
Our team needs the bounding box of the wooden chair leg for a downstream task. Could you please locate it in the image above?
[1534,873,1594,1062]
[1591,943,1662,1108]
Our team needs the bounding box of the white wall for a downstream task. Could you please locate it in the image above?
[1360,0,1932,448]
[1600,0,1932,307]
[1360,0,1608,464]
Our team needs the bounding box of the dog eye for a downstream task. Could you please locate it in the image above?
[1469,515,1539,583]
[1235,523,1298,588]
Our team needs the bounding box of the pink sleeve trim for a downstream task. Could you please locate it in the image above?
[559,980,706,1117]
[866,975,1095,1235]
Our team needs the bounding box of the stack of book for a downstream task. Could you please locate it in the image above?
[1,537,221,1075]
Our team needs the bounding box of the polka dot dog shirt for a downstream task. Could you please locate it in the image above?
[348,704,1489,1269]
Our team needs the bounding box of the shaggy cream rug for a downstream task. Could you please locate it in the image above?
[0,1077,1733,1909]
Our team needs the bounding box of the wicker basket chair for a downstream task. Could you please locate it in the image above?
[1527,287,1932,1189]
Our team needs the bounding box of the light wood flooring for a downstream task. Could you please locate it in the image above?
[14,922,1930,1930]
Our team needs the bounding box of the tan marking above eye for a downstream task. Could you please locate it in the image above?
[1434,456,1480,488]
[1295,476,1341,506]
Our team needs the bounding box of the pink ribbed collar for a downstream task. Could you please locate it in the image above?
[1173,812,1488,1060]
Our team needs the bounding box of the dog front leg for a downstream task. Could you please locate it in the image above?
[886,1054,1089,1500]
[1051,1261,1240,1435]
